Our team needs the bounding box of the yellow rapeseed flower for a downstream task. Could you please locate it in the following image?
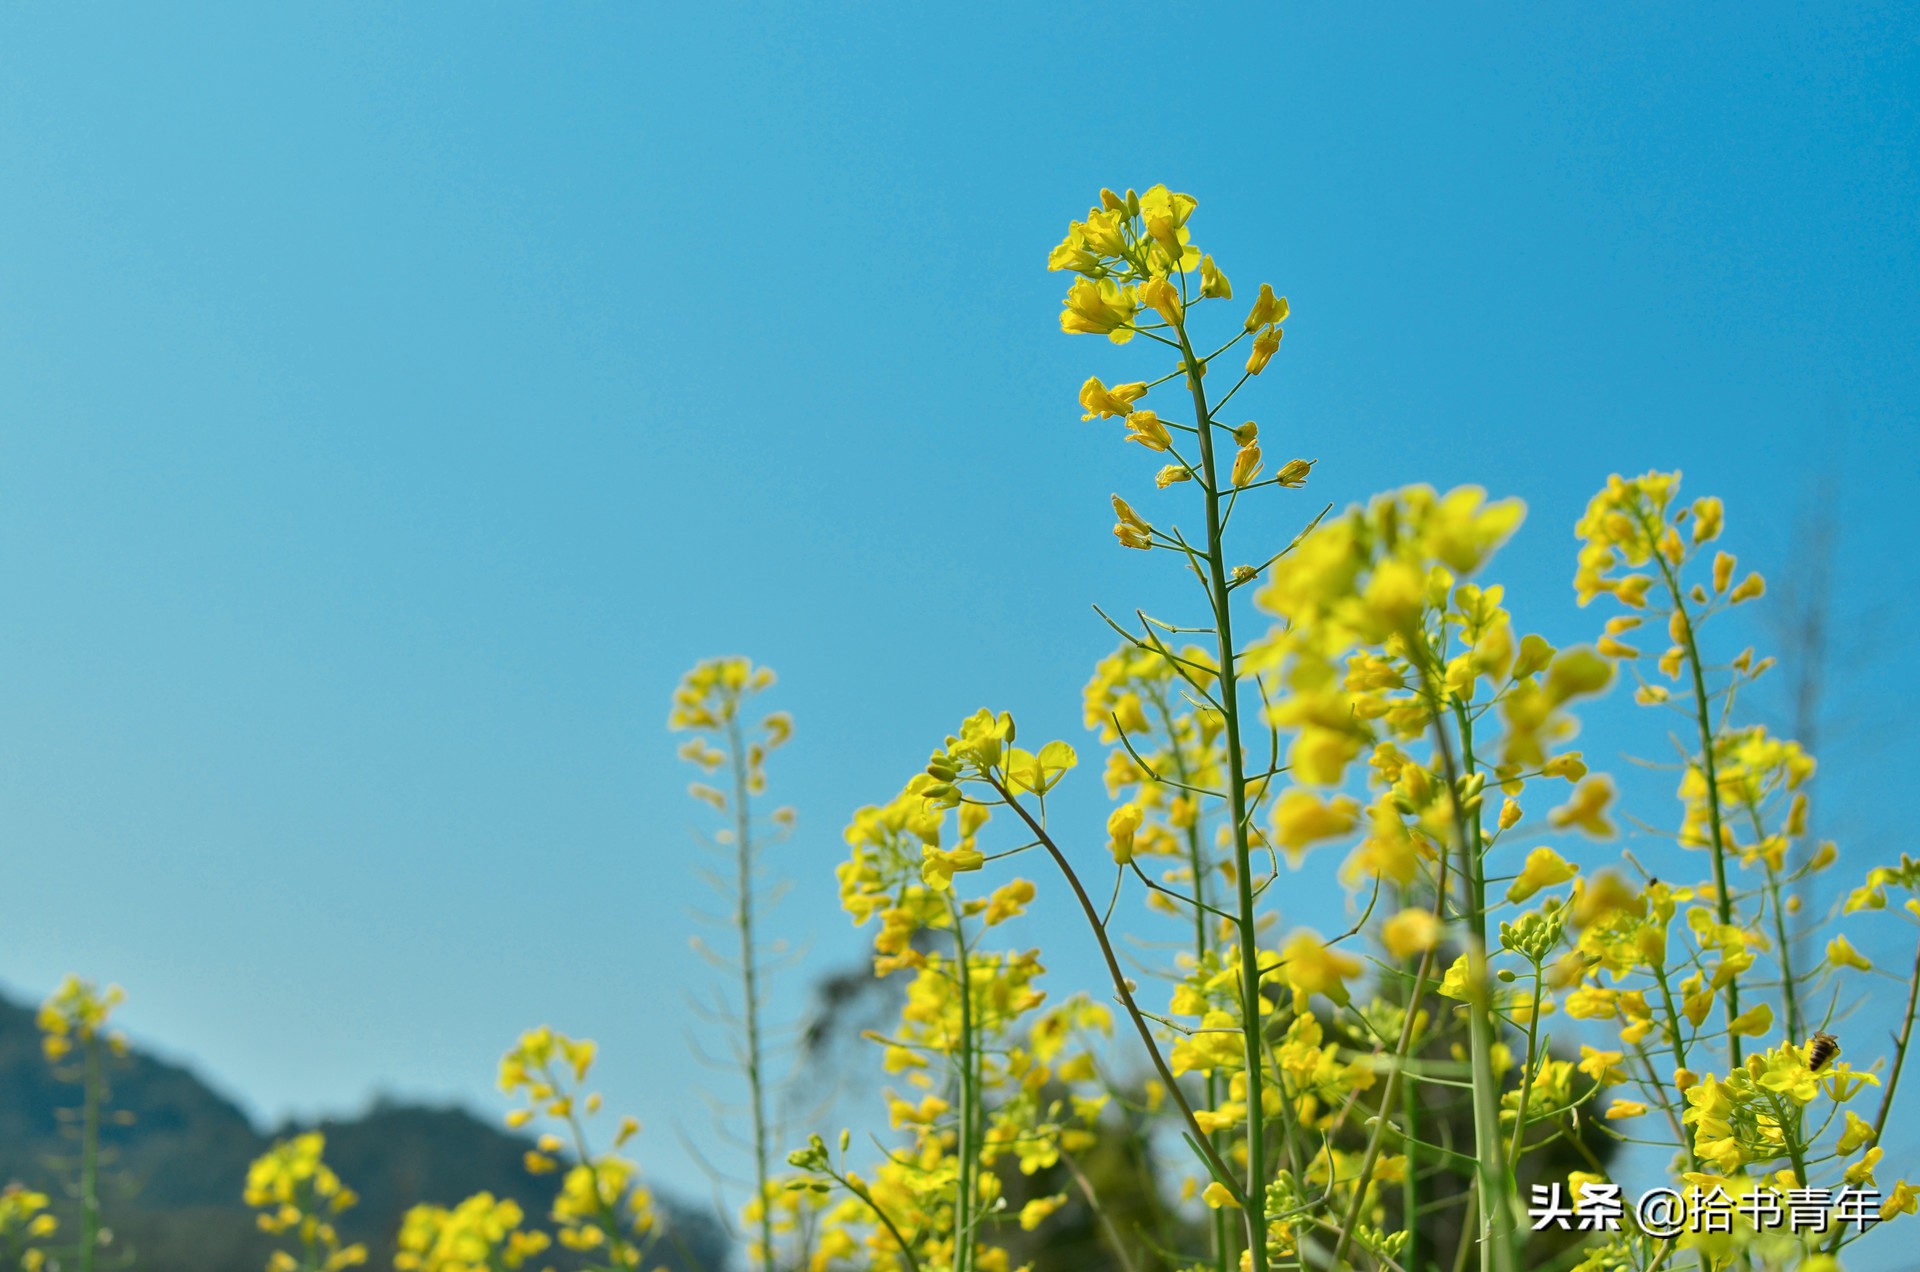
[1548,776,1616,838]
[1828,934,1872,971]
[1107,804,1144,865]
[1244,283,1288,332]
[1140,277,1183,326]
[1271,789,1359,860]
[1111,495,1153,551]
[1123,410,1172,452]
[1246,324,1282,374]
[1230,441,1262,488]
[1199,255,1232,299]
[1381,908,1442,959]
[1508,847,1579,903]
[1079,377,1148,420]
[1278,931,1362,1005]
[1060,278,1140,343]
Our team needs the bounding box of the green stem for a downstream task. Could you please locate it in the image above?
[1329,884,1445,1270]
[725,710,779,1272]
[830,1168,925,1272]
[1647,965,1701,1173]
[551,1062,640,1263]
[949,910,978,1272]
[1746,802,1804,1044]
[988,777,1248,1205]
[1151,685,1234,1272]
[1759,1089,1812,1219]
[1506,961,1545,1177]
[1653,555,1742,1065]
[1870,927,1920,1147]
[1629,1045,1692,1161]
[1763,863,1803,1045]
[1448,1188,1478,1272]
[1649,964,1690,1073]
[1401,1046,1420,1272]
[1175,321,1272,1272]
[81,1037,100,1272]
[1432,690,1515,1272]
[1062,1148,1141,1272]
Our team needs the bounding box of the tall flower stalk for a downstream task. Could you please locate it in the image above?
[37,977,128,1272]
[671,656,801,1271]
[1048,186,1653,1271]
[794,752,1113,1271]
[501,1026,662,1269]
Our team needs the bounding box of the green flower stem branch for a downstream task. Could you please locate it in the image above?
[987,775,1252,1210]
[1174,314,1278,1272]
[1646,523,1744,1066]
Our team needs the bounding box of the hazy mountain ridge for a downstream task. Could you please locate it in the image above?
[0,992,728,1270]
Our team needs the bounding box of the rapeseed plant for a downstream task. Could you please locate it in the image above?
[761,182,1920,1272]
[0,1185,56,1272]
[6,182,1911,1272]
[498,1026,660,1269]
[891,184,1918,1272]
[788,753,1116,1272]
[243,1132,367,1272]
[37,977,128,1272]
[671,656,806,1271]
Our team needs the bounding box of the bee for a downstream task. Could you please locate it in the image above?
[1806,1031,1840,1071]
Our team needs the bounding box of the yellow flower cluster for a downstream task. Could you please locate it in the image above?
[0,1184,56,1272]
[36,975,126,1064]
[394,1193,549,1272]
[671,655,792,809]
[243,1132,368,1272]
[787,705,1134,1270]
[498,1026,655,1267]
[1053,185,1306,566]
[1048,186,1200,342]
[1083,641,1225,888]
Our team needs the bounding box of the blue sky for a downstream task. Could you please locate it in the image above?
[1,0,1916,1231]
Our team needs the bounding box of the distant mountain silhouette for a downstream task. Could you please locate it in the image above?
[0,991,729,1271]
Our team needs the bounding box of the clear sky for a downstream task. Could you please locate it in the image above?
[1,0,1916,1231]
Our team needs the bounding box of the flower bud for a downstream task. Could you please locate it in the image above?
[1230,442,1262,489]
[1244,283,1288,332]
[1635,925,1668,968]
[1107,804,1144,865]
[1199,255,1232,299]
[1246,325,1281,374]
